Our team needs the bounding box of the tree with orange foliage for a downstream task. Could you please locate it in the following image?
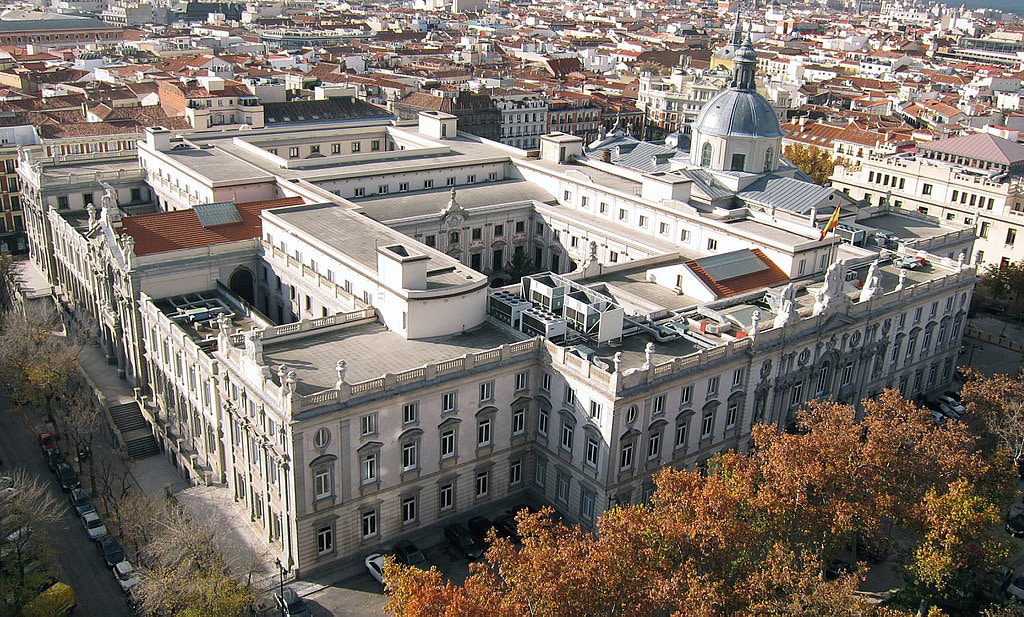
[384,390,1016,617]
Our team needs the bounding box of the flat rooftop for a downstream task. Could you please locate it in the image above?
[262,321,527,393]
[353,180,556,223]
[267,202,486,289]
[859,211,955,241]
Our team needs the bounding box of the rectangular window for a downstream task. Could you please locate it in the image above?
[510,460,522,485]
[586,437,599,466]
[354,187,365,197]
[439,483,454,510]
[707,238,718,251]
[331,143,341,154]
[401,496,417,524]
[557,475,570,502]
[402,441,418,471]
[402,402,419,425]
[638,215,648,228]
[675,421,688,449]
[581,491,595,521]
[560,422,574,451]
[360,413,377,436]
[512,408,525,435]
[680,385,692,406]
[477,418,492,446]
[515,371,529,391]
[371,140,381,151]
[440,428,456,458]
[378,184,389,194]
[314,468,331,499]
[732,368,744,387]
[479,381,493,402]
[441,391,457,412]
[541,372,551,392]
[589,400,602,420]
[841,362,854,386]
[652,395,666,415]
[317,525,334,553]
[399,182,409,192]
[659,222,669,235]
[701,410,714,438]
[535,459,546,487]
[475,471,489,497]
[446,177,456,186]
[726,402,738,428]
[424,179,434,189]
[538,408,549,436]
[620,442,634,470]
[361,452,377,484]
[790,382,803,407]
[817,366,829,393]
[361,510,376,538]
[1008,228,1017,245]
[647,432,661,459]
[707,376,719,396]
[352,142,361,153]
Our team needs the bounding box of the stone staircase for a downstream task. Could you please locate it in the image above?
[108,402,160,459]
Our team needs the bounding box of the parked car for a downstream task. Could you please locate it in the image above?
[929,409,946,425]
[68,488,94,517]
[1008,572,1024,601]
[54,464,79,493]
[898,256,926,270]
[392,540,427,569]
[935,395,966,416]
[46,450,66,473]
[112,560,140,594]
[467,516,494,544]
[80,511,107,540]
[492,514,521,543]
[937,402,962,420]
[508,503,538,517]
[1007,513,1024,538]
[443,523,484,560]
[38,433,57,454]
[274,588,312,617]
[96,535,124,567]
[364,553,385,585]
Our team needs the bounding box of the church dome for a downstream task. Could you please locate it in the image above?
[692,89,782,139]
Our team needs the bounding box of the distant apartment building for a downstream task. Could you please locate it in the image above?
[831,132,1024,269]
[394,91,501,142]
[637,67,728,135]
[157,76,265,129]
[547,97,602,145]
[492,92,548,150]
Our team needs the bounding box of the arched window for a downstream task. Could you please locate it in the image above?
[763,147,774,172]
[700,142,713,167]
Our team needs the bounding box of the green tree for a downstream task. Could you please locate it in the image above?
[505,249,535,284]
[783,144,836,185]
[979,260,1024,311]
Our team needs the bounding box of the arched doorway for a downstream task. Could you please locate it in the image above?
[229,268,255,305]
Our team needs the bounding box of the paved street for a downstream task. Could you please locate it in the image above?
[0,398,132,617]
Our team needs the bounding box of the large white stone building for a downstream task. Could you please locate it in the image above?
[17,38,977,578]
[831,131,1024,269]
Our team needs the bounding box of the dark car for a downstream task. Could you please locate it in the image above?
[38,433,57,454]
[274,588,312,617]
[68,488,95,517]
[443,523,484,560]
[1007,513,1024,537]
[96,535,125,567]
[55,463,79,492]
[492,514,521,543]
[508,503,538,517]
[392,540,427,569]
[46,449,66,473]
[467,516,493,544]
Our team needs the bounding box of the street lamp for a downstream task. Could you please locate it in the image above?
[274,557,285,617]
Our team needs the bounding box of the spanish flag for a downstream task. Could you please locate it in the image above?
[818,204,842,241]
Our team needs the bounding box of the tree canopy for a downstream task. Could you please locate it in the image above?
[384,391,1016,617]
[783,144,837,186]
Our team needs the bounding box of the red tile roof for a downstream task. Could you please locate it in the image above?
[120,197,304,256]
[685,249,789,299]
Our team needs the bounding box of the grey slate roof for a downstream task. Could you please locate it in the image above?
[0,11,113,32]
[585,132,688,173]
[264,98,393,125]
[736,174,837,214]
[692,88,783,139]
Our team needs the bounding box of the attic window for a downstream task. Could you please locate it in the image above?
[193,201,241,227]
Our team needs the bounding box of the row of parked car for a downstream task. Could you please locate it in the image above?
[38,432,140,598]
[925,394,967,424]
[364,504,538,584]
